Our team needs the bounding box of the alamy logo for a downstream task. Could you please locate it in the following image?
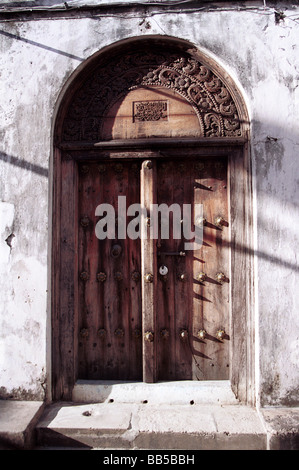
[95,196,203,251]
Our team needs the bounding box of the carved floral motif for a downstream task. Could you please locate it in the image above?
[62,49,242,141]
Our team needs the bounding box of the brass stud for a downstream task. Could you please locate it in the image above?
[196,216,207,226]
[114,163,123,173]
[114,328,124,337]
[195,162,205,171]
[131,163,139,173]
[180,329,189,340]
[80,271,89,281]
[131,271,141,282]
[133,328,141,339]
[114,272,123,281]
[80,216,90,228]
[80,328,89,338]
[215,216,225,228]
[80,165,89,174]
[97,272,107,282]
[160,329,169,340]
[196,272,207,283]
[111,244,122,258]
[97,328,106,338]
[197,329,207,340]
[216,329,226,341]
[144,273,154,283]
[178,273,187,282]
[144,331,154,342]
[216,272,226,284]
[97,164,106,174]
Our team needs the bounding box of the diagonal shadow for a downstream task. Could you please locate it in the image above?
[200,229,299,273]
[0,151,48,177]
[0,29,84,62]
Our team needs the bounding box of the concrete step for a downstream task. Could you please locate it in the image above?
[35,402,267,450]
[0,400,44,449]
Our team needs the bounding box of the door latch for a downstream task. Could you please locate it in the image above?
[158,251,186,257]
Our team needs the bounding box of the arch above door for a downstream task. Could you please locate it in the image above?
[55,36,249,145]
[52,37,253,404]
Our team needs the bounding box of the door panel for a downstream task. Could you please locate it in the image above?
[156,157,229,381]
[78,160,142,380]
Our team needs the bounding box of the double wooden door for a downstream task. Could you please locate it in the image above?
[77,154,229,382]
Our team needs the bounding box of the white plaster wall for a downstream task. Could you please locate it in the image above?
[0,3,298,405]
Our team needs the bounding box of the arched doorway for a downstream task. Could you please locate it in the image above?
[52,37,253,403]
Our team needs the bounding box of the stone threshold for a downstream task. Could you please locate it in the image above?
[72,380,239,406]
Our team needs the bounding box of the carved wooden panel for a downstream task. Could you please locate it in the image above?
[61,47,242,143]
[101,87,201,140]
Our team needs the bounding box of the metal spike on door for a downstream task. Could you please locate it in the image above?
[215,216,226,228]
[216,272,226,284]
[216,329,226,341]
[197,329,207,340]
[196,272,207,283]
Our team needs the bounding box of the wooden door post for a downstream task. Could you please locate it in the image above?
[141,158,157,383]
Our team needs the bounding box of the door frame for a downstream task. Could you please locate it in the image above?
[51,136,254,404]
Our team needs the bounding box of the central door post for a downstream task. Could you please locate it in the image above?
[141,159,157,383]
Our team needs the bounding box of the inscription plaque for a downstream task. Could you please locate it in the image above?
[133,100,168,122]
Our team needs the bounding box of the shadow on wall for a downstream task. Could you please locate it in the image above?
[0,29,84,62]
[0,151,48,177]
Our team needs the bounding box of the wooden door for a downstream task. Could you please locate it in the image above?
[78,160,142,380]
[155,157,229,381]
[77,155,229,382]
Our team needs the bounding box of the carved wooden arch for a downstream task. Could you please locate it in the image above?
[56,37,249,144]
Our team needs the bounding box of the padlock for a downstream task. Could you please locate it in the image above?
[159,265,168,276]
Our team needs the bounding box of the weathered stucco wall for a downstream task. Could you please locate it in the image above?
[0,1,298,405]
